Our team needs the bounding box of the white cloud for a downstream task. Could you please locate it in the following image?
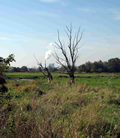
[77,8,95,13]
[40,0,59,3]
[39,0,68,6]
[0,37,14,41]
[33,11,58,17]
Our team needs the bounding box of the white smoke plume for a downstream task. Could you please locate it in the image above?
[45,50,52,60]
[44,43,56,60]
[49,42,55,48]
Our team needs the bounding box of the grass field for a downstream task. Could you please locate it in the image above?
[6,72,120,88]
[1,72,120,137]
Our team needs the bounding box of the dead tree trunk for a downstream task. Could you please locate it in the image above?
[45,68,53,83]
[34,56,53,83]
[54,24,83,84]
[69,73,75,84]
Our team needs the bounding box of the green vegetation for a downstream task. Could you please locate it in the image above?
[78,58,120,73]
[0,73,120,137]
[6,72,120,88]
[0,54,15,97]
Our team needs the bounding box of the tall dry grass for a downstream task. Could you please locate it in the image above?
[0,80,120,137]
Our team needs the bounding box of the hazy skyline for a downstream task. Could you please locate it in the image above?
[0,0,120,67]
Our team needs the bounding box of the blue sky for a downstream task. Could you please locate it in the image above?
[0,0,120,67]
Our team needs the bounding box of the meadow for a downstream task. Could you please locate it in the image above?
[6,72,120,87]
[1,72,120,137]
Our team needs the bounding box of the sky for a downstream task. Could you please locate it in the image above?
[0,0,120,67]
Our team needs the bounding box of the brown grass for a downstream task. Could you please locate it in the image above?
[1,80,120,137]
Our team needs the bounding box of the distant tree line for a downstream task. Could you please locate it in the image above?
[8,66,59,73]
[78,58,120,73]
[8,66,35,72]
[7,58,120,73]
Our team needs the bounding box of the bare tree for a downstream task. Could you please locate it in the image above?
[34,57,53,83]
[39,62,53,83]
[54,25,83,84]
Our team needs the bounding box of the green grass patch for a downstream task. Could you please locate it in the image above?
[1,73,120,137]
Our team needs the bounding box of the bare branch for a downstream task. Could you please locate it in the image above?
[34,55,47,77]
[54,25,83,83]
